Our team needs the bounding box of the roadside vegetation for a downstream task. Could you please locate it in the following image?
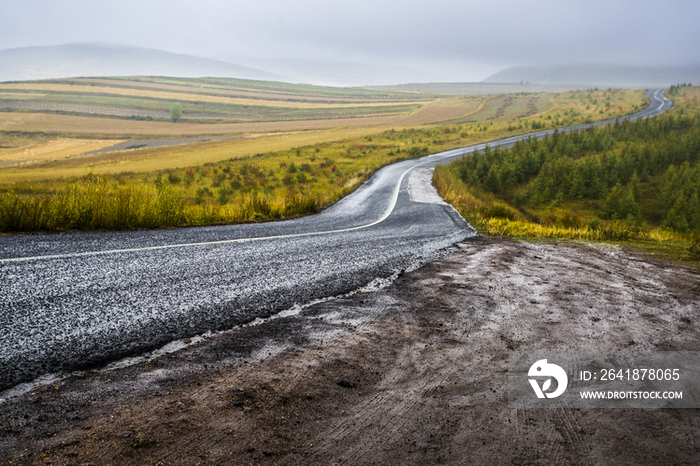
[0,128,457,230]
[0,77,651,233]
[434,85,700,265]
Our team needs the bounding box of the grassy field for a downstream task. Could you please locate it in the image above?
[0,138,124,166]
[433,85,700,266]
[0,127,465,230]
[0,77,435,122]
[369,82,604,95]
[0,76,650,232]
[0,112,402,140]
[0,77,644,132]
[1,82,405,107]
[79,78,410,102]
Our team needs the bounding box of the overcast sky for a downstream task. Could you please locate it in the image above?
[1,0,699,85]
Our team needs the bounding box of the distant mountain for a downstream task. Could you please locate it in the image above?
[0,43,290,82]
[234,57,451,87]
[482,64,700,88]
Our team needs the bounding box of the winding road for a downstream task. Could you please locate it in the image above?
[0,89,673,391]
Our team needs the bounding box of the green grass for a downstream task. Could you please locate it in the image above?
[433,165,700,267]
[40,76,442,101]
[0,87,423,122]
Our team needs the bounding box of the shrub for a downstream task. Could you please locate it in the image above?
[212,173,227,187]
[170,103,182,122]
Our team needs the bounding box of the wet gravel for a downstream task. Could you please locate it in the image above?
[0,154,474,391]
[1,237,697,466]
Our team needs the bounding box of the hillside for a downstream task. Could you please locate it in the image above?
[0,43,288,82]
[482,64,700,88]
[367,82,587,95]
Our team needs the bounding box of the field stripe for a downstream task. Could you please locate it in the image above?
[0,83,429,110]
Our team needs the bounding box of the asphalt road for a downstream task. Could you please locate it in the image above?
[0,89,673,391]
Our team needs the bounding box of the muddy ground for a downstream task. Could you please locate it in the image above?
[1,237,699,466]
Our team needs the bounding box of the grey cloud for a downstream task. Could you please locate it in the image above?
[1,0,698,84]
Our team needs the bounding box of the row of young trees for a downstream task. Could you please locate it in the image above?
[668,84,693,96]
[660,163,700,231]
[453,114,700,232]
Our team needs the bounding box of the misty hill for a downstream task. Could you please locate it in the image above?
[368,82,590,95]
[0,43,289,83]
[482,64,700,88]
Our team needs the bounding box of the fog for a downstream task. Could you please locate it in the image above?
[1,0,698,85]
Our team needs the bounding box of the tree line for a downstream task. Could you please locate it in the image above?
[451,113,700,232]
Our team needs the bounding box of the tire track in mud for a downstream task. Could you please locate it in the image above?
[313,312,423,461]
[2,238,699,465]
[312,277,479,465]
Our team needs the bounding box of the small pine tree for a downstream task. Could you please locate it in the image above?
[569,173,585,199]
[484,166,500,193]
[687,192,700,231]
[665,196,689,232]
[620,188,641,223]
[629,172,642,203]
[602,185,623,219]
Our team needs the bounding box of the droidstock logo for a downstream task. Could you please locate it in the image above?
[528,359,568,399]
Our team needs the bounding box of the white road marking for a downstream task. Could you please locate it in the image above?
[0,159,429,263]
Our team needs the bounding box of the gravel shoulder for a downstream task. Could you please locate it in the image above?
[1,237,699,465]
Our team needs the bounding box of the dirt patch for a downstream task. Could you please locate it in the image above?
[0,138,124,166]
[397,97,483,125]
[1,237,699,465]
[76,136,235,158]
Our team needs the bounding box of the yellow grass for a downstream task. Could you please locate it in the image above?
[0,92,44,98]
[0,138,123,165]
[666,86,700,117]
[0,126,398,182]
[79,78,411,103]
[0,112,400,136]
[0,83,429,110]
[396,96,485,125]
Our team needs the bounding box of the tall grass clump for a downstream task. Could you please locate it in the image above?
[434,165,686,243]
[0,173,363,232]
[0,176,188,231]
